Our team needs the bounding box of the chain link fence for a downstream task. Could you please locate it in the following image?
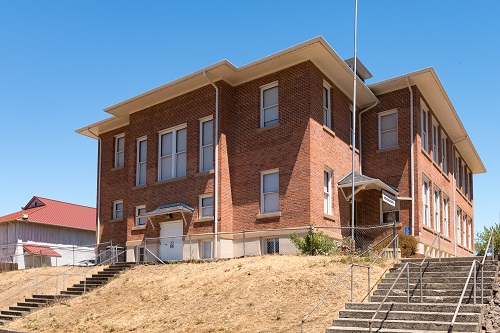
[138,223,401,263]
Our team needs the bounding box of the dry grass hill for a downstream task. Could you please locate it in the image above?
[2,255,391,333]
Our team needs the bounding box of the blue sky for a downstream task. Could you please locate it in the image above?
[0,1,498,234]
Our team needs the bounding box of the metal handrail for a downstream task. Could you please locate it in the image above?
[300,235,399,333]
[449,228,494,332]
[368,261,410,333]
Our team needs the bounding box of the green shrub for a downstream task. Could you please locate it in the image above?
[289,230,339,255]
[398,234,417,257]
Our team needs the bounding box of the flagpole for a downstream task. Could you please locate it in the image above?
[351,0,358,244]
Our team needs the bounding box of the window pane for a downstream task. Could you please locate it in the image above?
[161,156,172,180]
[323,87,328,108]
[139,140,147,162]
[138,164,146,185]
[161,133,172,156]
[202,206,213,217]
[324,193,329,214]
[263,172,279,193]
[176,128,187,152]
[202,196,213,207]
[264,193,279,213]
[264,106,279,125]
[176,152,186,177]
[324,171,330,192]
[381,113,397,131]
[202,120,213,146]
[202,146,213,171]
[203,242,212,259]
[381,131,397,148]
[323,109,328,126]
[117,137,124,151]
[263,86,278,107]
[117,152,124,167]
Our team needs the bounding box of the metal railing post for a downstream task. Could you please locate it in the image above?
[481,264,484,304]
[393,221,396,259]
[309,225,314,256]
[420,266,423,303]
[438,234,441,262]
[189,235,192,260]
[367,267,371,302]
[473,261,476,304]
[407,263,410,303]
[243,230,246,257]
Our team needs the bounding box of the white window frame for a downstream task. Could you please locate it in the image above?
[260,81,279,128]
[432,119,439,163]
[260,169,280,214]
[379,199,400,225]
[441,131,447,174]
[422,178,430,227]
[199,194,214,219]
[461,160,466,192]
[323,80,332,128]
[199,116,214,173]
[136,136,147,186]
[467,218,472,249]
[455,153,461,189]
[158,123,187,181]
[456,208,462,245]
[135,205,146,227]
[135,246,145,263]
[264,238,279,255]
[113,200,123,220]
[324,167,333,215]
[378,109,398,150]
[421,102,429,152]
[114,134,125,168]
[463,213,467,248]
[467,168,471,201]
[433,187,441,233]
[443,195,449,237]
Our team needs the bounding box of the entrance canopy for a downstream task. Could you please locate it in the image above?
[338,171,398,201]
[23,245,62,257]
[140,202,194,218]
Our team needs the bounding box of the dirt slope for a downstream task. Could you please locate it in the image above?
[5,255,391,333]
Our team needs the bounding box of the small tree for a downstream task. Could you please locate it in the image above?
[289,230,339,255]
[475,223,500,256]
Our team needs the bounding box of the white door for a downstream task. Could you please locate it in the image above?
[159,221,184,261]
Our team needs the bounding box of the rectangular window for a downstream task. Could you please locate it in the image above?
[136,137,147,186]
[135,205,146,227]
[199,194,214,218]
[114,134,125,168]
[467,169,472,201]
[323,81,331,128]
[432,120,439,163]
[443,196,449,237]
[260,82,279,128]
[467,218,472,249]
[158,125,187,181]
[461,161,465,192]
[463,214,467,248]
[421,103,429,152]
[201,241,212,259]
[378,109,398,149]
[113,200,123,220]
[441,132,447,174]
[135,246,145,263]
[455,153,461,189]
[422,178,430,227]
[380,199,400,224]
[457,208,462,245]
[265,238,279,254]
[200,117,213,172]
[261,169,279,214]
[433,188,440,233]
[324,168,332,215]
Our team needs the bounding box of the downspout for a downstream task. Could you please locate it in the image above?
[203,71,219,259]
[358,100,379,174]
[88,128,102,251]
[451,135,468,256]
[405,77,415,236]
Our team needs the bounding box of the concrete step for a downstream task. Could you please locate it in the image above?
[31,294,67,300]
[23,298,50,304]
[339,309,479,322]
[372,288,493,297]
[326,326,472,333]
[330,318,477,332]
[10,305,36,312]
[384,271,497,279]
[381,276,495,285]
[93,273,116,278]
[344,302,482,313]
[402,256,494,263]
[0,314,17,321]
[60,290,84,296]
[1,310,25,317]
[369,294,489,304]
[377,282,494,290]
[391,264,497,273]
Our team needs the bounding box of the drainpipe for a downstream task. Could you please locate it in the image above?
[405,77,415,237]
[88,128,102,252]
[451,136,468,256]
[203,71,219,259]
[358,100,379,174]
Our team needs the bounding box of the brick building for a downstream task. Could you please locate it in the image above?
[77,37,485,261]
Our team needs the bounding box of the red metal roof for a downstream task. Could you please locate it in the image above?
[23,244,62,257]
[0,196,96,231]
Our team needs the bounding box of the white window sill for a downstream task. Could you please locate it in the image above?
[256,212,282,219]
[109,218,123,223]
[376,146,399,153]
[131,225,146,231]
[111,166,124,171]
[132,184,147,190]
[257,123,280,133]
[154,176,188,186]
[323,213,335,221]
[194,217,214,223]
[322,126,336,138]
[194,169,214,177]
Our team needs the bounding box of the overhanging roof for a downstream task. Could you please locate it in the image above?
[140,202,194,218]
[369,68,485,174]
[338,171,399,196]
[77,36,378,138]
[23,245,62,257]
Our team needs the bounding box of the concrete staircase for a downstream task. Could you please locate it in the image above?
[0,262,134,325]
[326,257,499,333]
